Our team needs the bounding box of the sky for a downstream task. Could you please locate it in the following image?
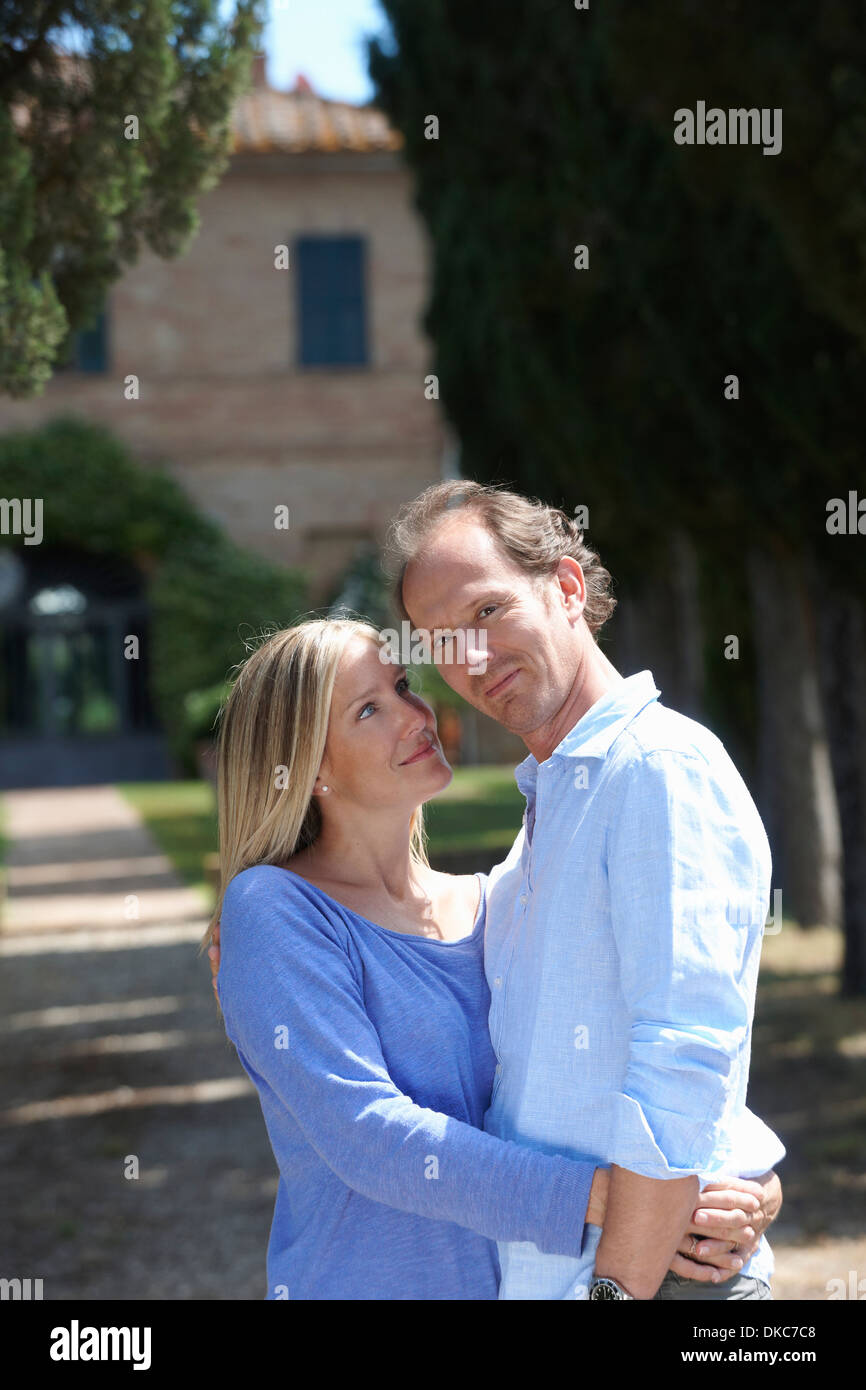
[258,0,391,102]
[57,2,394,106]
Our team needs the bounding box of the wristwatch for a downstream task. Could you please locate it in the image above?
[589,1276,634,1300]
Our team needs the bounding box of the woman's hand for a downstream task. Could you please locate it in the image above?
[668,1170,783,1283]
[208,922,221,999]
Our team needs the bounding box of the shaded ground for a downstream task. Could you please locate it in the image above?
[1,785,863,1300]
[0,786,271,1300]
[745,925,866,1299]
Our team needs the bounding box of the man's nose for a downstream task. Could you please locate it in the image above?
[464,629,490,675]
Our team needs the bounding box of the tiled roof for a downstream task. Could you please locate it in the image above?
[9,51,404,156]
[230,85,403,155]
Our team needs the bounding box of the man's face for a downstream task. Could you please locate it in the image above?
[401,514,586,736]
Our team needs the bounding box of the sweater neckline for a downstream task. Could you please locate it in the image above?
[277,866,485,947]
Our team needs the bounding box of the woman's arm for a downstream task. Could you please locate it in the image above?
[217,868,599,1257]
[210,907,769,1265]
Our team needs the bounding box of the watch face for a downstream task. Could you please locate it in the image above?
[591,1278,622,1300]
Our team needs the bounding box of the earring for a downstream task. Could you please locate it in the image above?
[320,785,329,791]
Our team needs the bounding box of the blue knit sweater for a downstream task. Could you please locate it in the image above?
[217,863,593,1300]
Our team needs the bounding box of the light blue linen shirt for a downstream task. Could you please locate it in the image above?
[483,670,786,1300]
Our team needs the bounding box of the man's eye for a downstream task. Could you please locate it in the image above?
[477,605,497,619]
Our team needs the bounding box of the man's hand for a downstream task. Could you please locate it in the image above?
[669,1170,783,1283]
[208,922,221,999]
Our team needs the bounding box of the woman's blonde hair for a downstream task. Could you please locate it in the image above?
[198,617,429,957]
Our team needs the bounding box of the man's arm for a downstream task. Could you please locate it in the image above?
[595,1166,699,1298]
[595,749,777,1298]
[592,1167,781,1297]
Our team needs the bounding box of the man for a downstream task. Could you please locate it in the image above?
[389,478,785,1301]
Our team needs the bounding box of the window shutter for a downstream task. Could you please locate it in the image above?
[297,236,367,366]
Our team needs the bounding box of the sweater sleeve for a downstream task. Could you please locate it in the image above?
[217,866,593,1257]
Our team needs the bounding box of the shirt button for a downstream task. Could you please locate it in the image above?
[495,1064,502,1074]
[519,894,528,906]
[494,976,502,987]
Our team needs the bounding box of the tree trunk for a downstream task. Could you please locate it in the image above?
[815,582,866,994]
[747,545,842,928]
[668,528,705,718]
[612,529,704,719]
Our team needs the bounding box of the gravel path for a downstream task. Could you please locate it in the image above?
[1,786,859,1301]
[0,786,274,1300]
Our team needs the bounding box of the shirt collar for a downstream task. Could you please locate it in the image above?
[514,670,661,795]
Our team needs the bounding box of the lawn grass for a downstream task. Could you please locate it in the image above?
[120,764,525,896]
[119,780,218,899]
[421,764,524,852]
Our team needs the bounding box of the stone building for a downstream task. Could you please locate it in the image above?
[0,55,524,784]
[1,53,452,598]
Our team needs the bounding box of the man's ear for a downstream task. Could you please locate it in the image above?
[557,556,587,617]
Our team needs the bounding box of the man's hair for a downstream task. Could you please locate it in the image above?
[384,479,617,635]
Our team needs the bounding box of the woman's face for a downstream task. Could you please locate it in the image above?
[316,635,453,813]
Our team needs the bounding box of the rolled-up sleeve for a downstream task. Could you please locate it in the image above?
[605,749,770,1178]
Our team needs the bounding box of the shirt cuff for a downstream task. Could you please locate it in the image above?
[609,1092,787,1182]
[607,1090,720,1179]
[696,1108,787,1184]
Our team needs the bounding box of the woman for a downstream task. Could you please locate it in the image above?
[203,617,777,1300]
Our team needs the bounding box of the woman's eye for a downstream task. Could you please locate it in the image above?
[359,676,411,718]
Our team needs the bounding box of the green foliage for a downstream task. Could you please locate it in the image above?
[326,541,393,629]
[182,681,233,744]
[0,0,267,398]
[0,105,68,394]
[605,1,866,352]
[0,416,308,761]
[151,532,305,759]
[367,5,866,988]
[367,3,864,594]
[0,415,212,554]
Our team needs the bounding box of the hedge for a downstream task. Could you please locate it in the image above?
[0,415,308,765]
